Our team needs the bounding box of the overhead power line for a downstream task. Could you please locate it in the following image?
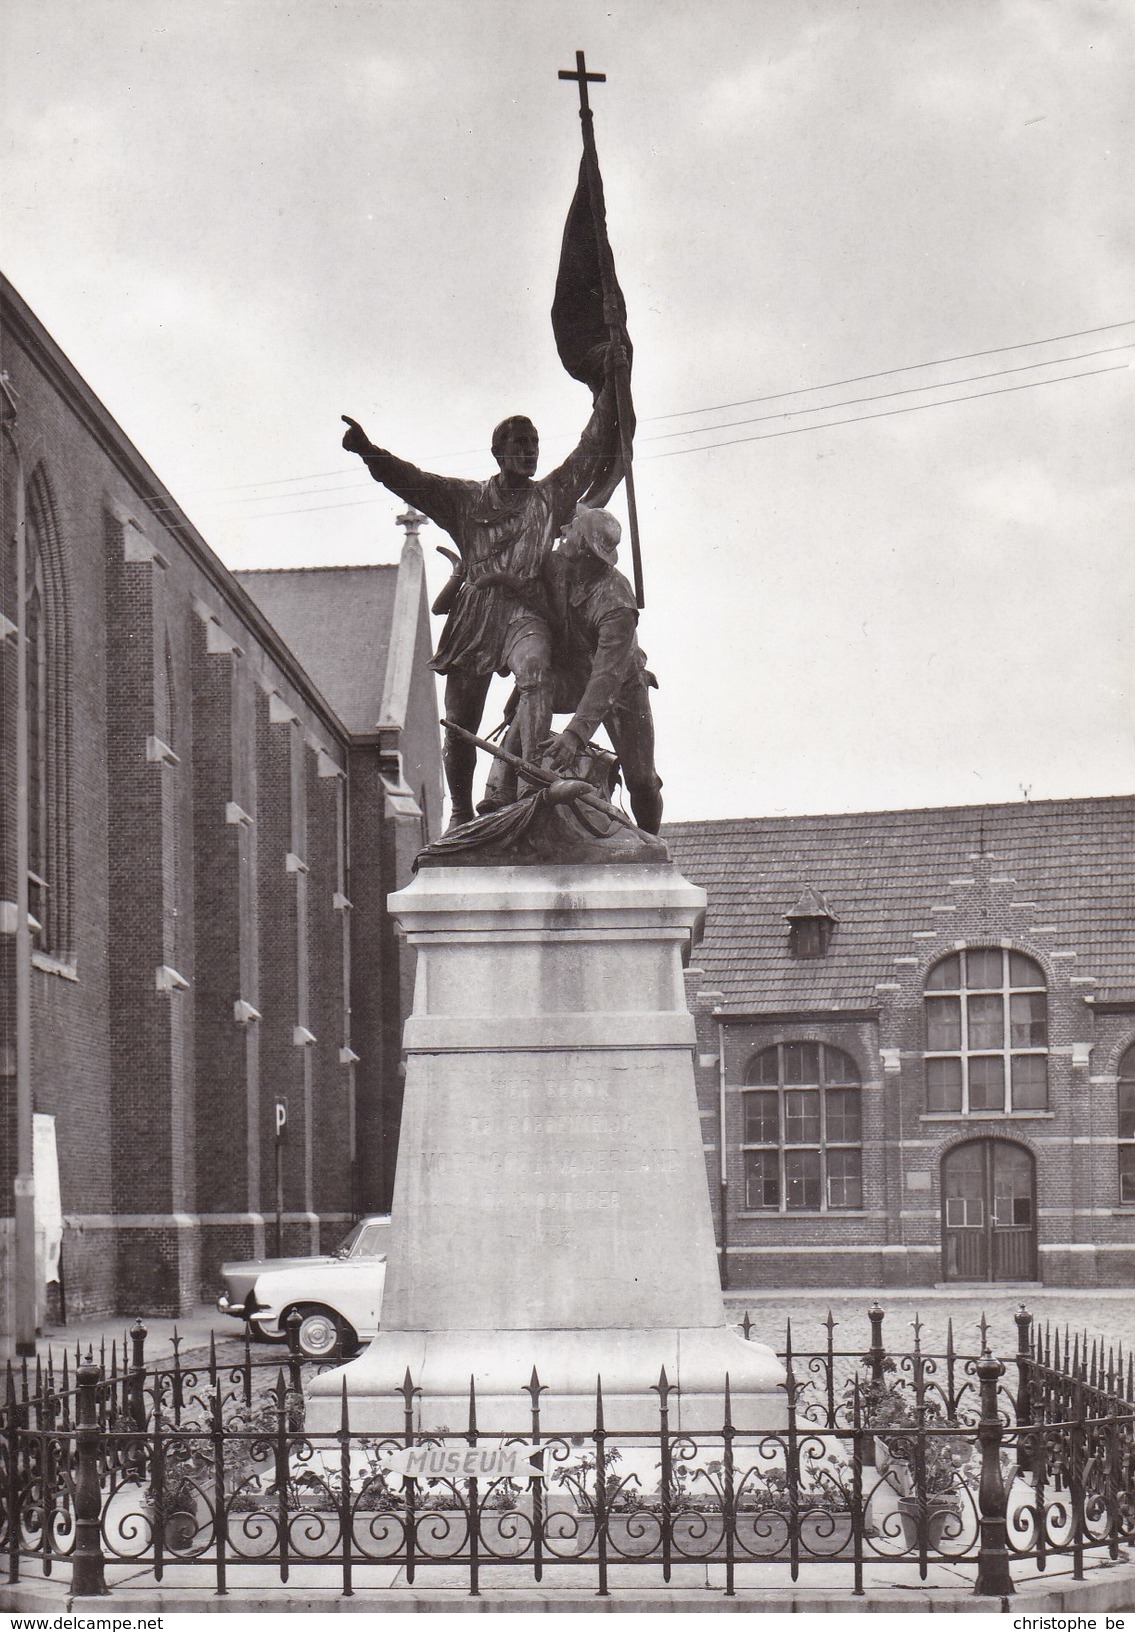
[210,340,1134,515]
[194,317,1135,501]
[642,364,1129,462]
[642,343,1132,445]
[646,318,1135,423]
[220,362,1128,519]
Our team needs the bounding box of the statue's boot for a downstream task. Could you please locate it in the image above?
[516,677,554,769]
[477,719,522,814]
[442,733,477,831]
[629,780,664,836]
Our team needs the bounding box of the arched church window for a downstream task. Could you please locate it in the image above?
[741,1042,862,1212]
[158,632,181,966]
[26,544,47,943]
[24,465,72,960]
[924,948,1047,1114]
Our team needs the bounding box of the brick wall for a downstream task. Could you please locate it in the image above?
[0,282,381,1330]
[688,844,1135,1291]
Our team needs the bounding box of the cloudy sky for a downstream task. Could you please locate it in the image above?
[3,0,1132,822]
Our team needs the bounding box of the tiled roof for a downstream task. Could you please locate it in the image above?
[664,796,1135,1013]
[236,566,399,736]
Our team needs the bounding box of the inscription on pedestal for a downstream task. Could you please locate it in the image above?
[385,1046,722,1330]
[422,1147,678,1175]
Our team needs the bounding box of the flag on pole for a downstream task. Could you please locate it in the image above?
[551,155,635,510]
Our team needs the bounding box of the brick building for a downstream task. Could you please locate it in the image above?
[0,275,443,1325]
[668,797,1135,1289]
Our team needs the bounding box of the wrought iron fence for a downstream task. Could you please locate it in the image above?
[2,1305,1132,1600]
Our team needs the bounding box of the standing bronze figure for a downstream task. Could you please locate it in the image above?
[341,347,620,828]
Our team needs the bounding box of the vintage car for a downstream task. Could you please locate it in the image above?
[216,1215,391,1358]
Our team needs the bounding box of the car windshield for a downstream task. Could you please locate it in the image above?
[330,1221,388,1260]
[331,1222,364,1259]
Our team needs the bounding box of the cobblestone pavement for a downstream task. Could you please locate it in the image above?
[725,1285,1134,1362]
[15,1285,1133,1375]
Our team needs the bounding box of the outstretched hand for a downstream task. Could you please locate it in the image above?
[341,415,373,457]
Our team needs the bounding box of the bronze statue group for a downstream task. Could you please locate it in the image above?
[341,336,662,842]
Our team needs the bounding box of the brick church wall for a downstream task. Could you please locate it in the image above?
[1,280,386,1326]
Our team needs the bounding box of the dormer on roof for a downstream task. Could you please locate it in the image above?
[785,886,839,959]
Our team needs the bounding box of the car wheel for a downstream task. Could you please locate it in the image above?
[290,1304,354,1359]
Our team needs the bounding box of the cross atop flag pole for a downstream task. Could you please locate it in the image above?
[555,51,644,609]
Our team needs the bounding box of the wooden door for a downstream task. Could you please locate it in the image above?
[942,1141,1036,1282]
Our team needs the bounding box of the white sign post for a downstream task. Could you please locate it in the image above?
[32,1113,63,1327]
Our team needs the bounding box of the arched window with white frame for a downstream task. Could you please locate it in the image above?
[924,948,1047,1114]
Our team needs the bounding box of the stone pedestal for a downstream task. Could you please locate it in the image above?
[307,863,783,1433]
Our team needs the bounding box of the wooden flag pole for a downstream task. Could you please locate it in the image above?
[558,50,644,609]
